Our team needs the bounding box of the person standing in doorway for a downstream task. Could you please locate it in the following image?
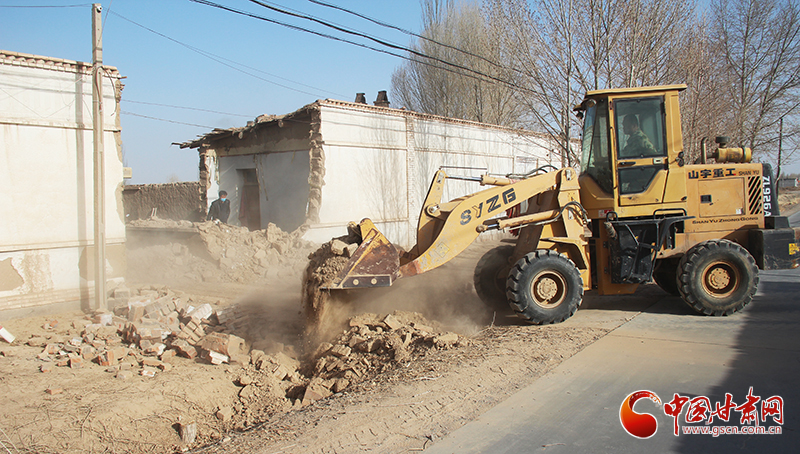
[207,190,231,223]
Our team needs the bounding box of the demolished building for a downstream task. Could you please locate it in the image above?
[0,50,126,315]
[179,92,562,248]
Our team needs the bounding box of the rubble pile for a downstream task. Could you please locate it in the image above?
[127,219,317,284]
[301,311,466,403]
[15,283,467,442]
[32,285,252,378]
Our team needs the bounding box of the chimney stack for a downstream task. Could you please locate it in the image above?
[354,93,367,104]
[374,90,390,108]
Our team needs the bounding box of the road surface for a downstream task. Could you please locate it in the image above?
[425,216,800,454]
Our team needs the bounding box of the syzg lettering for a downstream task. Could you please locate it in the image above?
[459,188,518,225]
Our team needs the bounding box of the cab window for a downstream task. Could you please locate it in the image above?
[614,97,667,194]
[580,99,612,194]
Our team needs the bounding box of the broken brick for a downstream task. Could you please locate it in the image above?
[142,357,162,367]
[171,339,198,359]
[383,314,403,331]
[160,349,176,363]
[206,350,228,365]
[197,332,245,357]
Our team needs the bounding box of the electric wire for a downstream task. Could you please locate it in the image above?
[123,100,256,118]
[109,10,346,99]
[121,110,216,129]
[0,4,91,7]
[242,0,517,88]
[306,0,518,74]
[186,0,534,94]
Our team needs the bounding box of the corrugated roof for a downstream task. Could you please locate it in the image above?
[0,49,121,77]
[177,98,548,150]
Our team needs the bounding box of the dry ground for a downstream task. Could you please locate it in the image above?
[1,191,797,454]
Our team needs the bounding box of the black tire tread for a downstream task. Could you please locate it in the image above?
[677,240,758,316]
[506,249,584,325]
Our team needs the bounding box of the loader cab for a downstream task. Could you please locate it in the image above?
[577,84,688,218]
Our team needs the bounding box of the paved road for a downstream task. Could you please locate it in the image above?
[425,218,800,454]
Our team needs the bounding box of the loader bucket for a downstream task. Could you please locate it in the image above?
[322,219,402,289]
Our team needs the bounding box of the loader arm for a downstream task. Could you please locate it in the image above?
[399,167,582,278]
[324,167,585,290]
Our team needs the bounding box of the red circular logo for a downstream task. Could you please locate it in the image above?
[620,390,662,438]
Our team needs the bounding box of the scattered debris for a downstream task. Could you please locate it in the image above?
[0,325,15,343]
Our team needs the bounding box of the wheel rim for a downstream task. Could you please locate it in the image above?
[530,270,567,308]
[701,260,740,298]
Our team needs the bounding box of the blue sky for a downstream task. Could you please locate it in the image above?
[1,0,423,183]
[4,1,799,182]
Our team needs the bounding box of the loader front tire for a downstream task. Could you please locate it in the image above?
[677,240,758,316]
[474,245,515,310]
[506,250,583,324]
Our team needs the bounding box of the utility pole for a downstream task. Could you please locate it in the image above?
[777,116,783,180]
[92,3,106,311]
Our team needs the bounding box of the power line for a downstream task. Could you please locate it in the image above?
[187,0,531,94]
[306,0,509,72]
[123,100,256,118]
[109,10,348,100]
[121,110,216,129]
[243,0,514,88]
[0,4,91,7]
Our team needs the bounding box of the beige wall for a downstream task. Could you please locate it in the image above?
[0,51,125,314]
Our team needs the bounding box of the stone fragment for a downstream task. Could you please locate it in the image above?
[434,332,459,347]
[329,344,351,358]
[142,357,162,367]
[215,406,234,422]
[332,378,350,393]
[171,339,198,359]
[330,239,348,256]
[383,314,403,331]
[179,421,197,444]
[27,337,47,348]
[160,349,176,363]
[45,388,62,395]
[301,381,332,406]
[197,332,245,357]
[206,350,228,365]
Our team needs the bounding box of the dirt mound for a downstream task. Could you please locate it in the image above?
[126,219,316,286]
[303,311,466,399]
[0,277,466,453]
[300,227,361,338]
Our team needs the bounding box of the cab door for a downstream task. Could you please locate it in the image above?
[612,96,669,206]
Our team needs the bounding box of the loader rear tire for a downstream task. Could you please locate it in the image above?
[652,259,680,296]
[506,250,583,324]
[474,245,515,310]
[677,240,758,316]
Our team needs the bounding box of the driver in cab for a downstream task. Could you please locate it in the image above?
[621,114,657,157]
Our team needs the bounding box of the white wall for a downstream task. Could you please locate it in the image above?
[305,102,558,248]
[215,151,310,232]
[0,52,124,312]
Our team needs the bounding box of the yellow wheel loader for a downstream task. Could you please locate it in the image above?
[320,84,800,324]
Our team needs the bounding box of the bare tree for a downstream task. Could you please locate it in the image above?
[712,0,800,168]
[391,0,521,126]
